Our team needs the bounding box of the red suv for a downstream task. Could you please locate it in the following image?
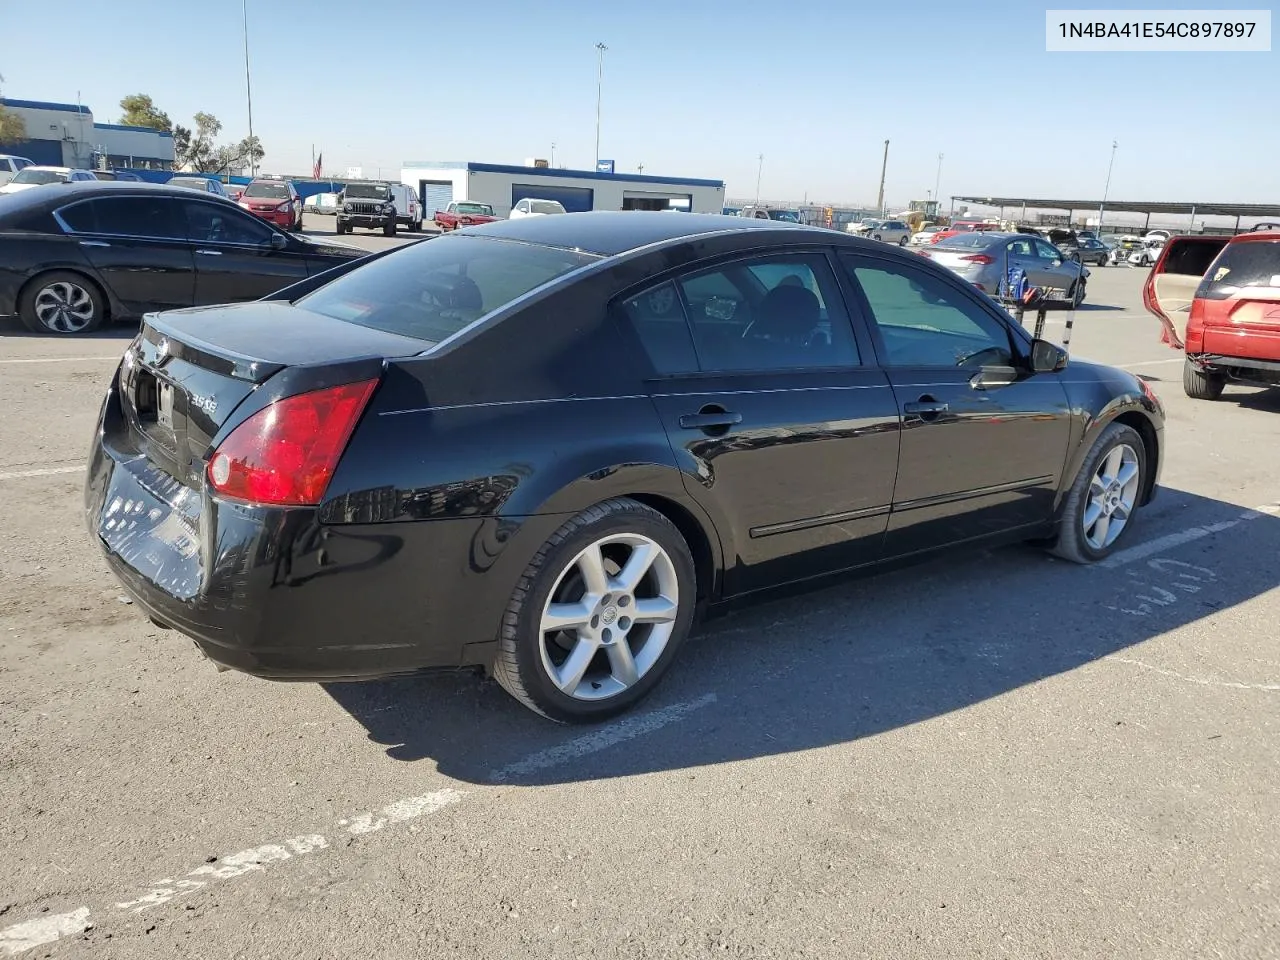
[1144,232,1280,399]
[237,178,303,232]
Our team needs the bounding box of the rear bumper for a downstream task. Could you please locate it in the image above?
[1192,351,1280,383]
[85,396,531,680]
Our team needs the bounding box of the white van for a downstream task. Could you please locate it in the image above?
[0,155,35,187]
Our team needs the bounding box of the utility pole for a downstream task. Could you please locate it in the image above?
[754,154,763,206]
[242,0,256,176]
[638,162,644,174]
[551,142,556,166]
[933,152,943,209]
[594,42,608,167]
[875,139,890,214]
[1097,140,1118,230]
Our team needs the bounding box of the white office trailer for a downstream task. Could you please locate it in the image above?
[403,161,725,220]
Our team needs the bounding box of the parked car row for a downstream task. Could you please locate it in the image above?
[917,232,1090,305]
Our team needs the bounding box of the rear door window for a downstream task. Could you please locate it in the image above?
[298,234,597,344]
[58,196,185,240]
[1164,238,1231,278]
[184,201,276,245]
[1199,240,1280,300]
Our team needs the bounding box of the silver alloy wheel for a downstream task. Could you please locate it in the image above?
[33,280,95,333]
[1082,443,1141,550]
[538,533,680,701]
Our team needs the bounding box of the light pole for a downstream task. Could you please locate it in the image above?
[875,139,890,215]
[242,0,256,176]
[594,42,608,167]
[551,142,556,167]
[754,154,763,206]
[1097,140,1118,230]
[933,152,943,210]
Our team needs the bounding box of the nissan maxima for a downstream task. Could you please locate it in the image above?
[87,212,1164,722]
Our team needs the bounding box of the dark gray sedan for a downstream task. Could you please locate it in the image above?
[920,232,1090,306]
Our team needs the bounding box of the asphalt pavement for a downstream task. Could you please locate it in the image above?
[1,254,1278,959]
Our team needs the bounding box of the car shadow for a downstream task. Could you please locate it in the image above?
[1067,303,1125,312]
[0,316,137,339]
[1224,387,1280,412]
[323,487,1280,785]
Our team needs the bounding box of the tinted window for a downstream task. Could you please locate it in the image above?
[243,181,290,199]
[184,201,275,245]
[673,253,860,373]
[843,256,1013,368]
[1164,239,1230,278]
[59,196,184,239]
[620,282,699,375]
[1199,240,1280,300]
[298,234,596,344]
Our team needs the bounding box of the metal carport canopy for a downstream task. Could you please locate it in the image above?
[952,196,1280,217]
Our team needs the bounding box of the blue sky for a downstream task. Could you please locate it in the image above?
[2,0,1275,205]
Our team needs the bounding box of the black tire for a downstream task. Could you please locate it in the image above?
[1071,279,1087,307]
[898,235,909,246]
[335,222,347,235]
[18,270,107,335]
[383,221,397,237]
[1183,358,1225,400]
[493,497,697,723]
[1047,422,1147,564]
[872,233,883,241]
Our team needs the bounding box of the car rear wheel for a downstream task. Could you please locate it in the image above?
[1047,422,1147,564]
[493,498,696,723]
[19,271,106,335]
[1183,359,1226,400]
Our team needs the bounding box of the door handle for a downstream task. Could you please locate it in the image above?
[903,396,949,421]
[78,240,110,248]
[195,248,223,256]
[679,411,742,430]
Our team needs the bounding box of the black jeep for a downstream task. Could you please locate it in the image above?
[337,182,397,236]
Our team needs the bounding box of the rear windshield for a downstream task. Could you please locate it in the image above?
[242,182,290,199]
[935,233,994,249]
[297,235,598,344]
[344,183,392,200]
[167,178,206,189]
[11,168,67,185]
[1198,240,1280,300]
[1164,239,1229,277]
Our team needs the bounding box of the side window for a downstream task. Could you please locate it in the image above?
[842,255,1014,368]
[619,281,699,375]
[1033,240,1062,261]
[1007,237,1035,257]
[58,197,184,239]
[678,253,860,372]
[184,201,275,245]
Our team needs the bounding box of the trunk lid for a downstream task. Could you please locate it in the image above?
[114,301,425,489]
[1141,235,1230,347]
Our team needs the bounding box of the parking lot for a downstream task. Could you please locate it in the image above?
[2,244,1279,959]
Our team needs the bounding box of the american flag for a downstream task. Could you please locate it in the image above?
[312,153,322,180]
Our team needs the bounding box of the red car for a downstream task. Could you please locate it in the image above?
[1144,232,1280,399]
[237,178,303,232]
[928,219,1001,244]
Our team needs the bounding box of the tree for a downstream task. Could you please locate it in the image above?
[173,112,264,176]
[0,105,26,146]
[118,93,172,133]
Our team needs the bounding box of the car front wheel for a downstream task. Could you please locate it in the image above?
[1047,423,1147,564]
[19,271,106,335]
[493,498,696,723]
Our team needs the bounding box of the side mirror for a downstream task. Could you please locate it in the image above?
[1030,338,1067,373]
[266,233,288,252]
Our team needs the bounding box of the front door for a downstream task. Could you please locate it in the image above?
[182,200,310,304]
[618,250,901,595]
[838,252,1073,558]
[56,194,194,315]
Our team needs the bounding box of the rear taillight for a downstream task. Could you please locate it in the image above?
[207,379,378,506]
[960,254,995,264]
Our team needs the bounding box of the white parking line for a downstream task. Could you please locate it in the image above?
[0,908,92,957]
[1116,358,1184,369]
[489,692,718,783]
[0,465,85,482]
[0,356,120,364]
[1099,504,1280,569]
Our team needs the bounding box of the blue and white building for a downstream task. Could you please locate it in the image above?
[0,98,175,170]
[402,161,726,219]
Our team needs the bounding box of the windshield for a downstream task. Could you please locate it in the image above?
[298,235,598,344]
[767,211,800,223]
[243,182,290,199]
[344,183,392,200]
[11,169,67,185]
[455,202,492,215]
[530,200,564,215]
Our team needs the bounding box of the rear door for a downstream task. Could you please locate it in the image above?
[55,194,195,315]
[1190,236,1280,360]
[182,199,311,304]
[1142,236,1231,347]
[620,249,901,595]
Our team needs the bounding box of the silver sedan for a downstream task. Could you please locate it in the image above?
[918,232,1091,306]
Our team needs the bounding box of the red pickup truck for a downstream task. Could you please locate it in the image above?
[434,201,500,232]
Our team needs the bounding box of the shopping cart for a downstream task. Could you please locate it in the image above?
[994,248,1080,351]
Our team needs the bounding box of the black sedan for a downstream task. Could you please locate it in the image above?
[0,182,364,335]
[86,212,1165,723]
